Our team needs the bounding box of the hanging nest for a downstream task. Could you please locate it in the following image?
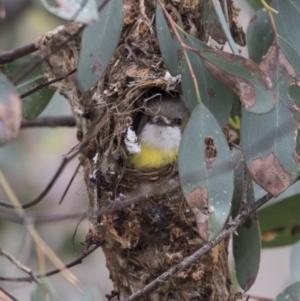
[35,1,245,300]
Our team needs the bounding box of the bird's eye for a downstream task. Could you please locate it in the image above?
[174,117,182,126]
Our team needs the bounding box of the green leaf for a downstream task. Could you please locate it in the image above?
[1,55,55,121]
[76,0,123,91]
[178,104,233,241]
[232,153,260,292]
[22,89,55,121]
[41,0,99,23]
[181,34,233,126]
[201,0,226,45]
[273,0,300,56]
[199,49,275,114]
[81,286,100,301]
[247,0,272,11]
[201,0,245,47]
[258,193,300,248]
[241,43,300,197]
[274,282,300,301]
[156,4,182,76]
[209,0,239,54]
[0,73,21,146]
[31,280,59,301]
[247,9,274,64]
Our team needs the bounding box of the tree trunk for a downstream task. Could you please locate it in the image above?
[37,1,243,300]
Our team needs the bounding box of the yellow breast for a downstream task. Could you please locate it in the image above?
[129,142,178,169]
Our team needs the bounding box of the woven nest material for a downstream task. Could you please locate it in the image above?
[35,1,242,299]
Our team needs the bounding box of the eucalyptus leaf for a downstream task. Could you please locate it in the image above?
[41,0,99,23]
[241,43,300,197]
[178,103,233,241]
[274,282,300,301]
[77,0,123,91]
[1,55,55,121]
[156,4,182,76]
[199,49,275,114]
[247,8,274,64]
[181,34,233,127]
[232,153,260,292]
[258,193,300,248]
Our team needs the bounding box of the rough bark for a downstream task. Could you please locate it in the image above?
[36,1,244,300]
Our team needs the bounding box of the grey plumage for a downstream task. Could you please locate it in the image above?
[137,95,190,135]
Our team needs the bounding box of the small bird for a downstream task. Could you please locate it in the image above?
[129,95,190,169]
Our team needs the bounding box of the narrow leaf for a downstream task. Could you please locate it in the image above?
[181,34,233,126]
[178,104,233,241]
[241,43,300,197]
[156,4,182,76]
[274,282,300,301]
[22,89,55,122]
[258,193,300,248]
[232,153,260,292]
[199,49,275,114]
[0,73,21,145]
[201,0,245,46]
[41,0,99,24]
[77,0,123,91]
[247,9,274,64]
[1,55,55,121]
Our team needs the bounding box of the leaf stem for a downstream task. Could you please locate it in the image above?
[156,0,202,104]
[259,0,279,14]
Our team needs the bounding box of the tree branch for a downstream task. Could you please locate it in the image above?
[20,69,76,99]
[0,43,38,64]
[0,248,39,284]
[21,116,76,128]
[122,193,273,301]
[0,287,19,301]
[0,152,78,209]
[0,242,103,283]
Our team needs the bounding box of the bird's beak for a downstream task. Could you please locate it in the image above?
[151,116,171,126]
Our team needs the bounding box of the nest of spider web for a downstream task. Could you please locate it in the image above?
[35,1,243,299]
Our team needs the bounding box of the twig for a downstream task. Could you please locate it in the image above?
[20,68,76,99]
[21,116,76,128]
[122,192,273,301]
[0,151,78,209]
[0,287,19,301]
[0,242,103,283]
[59,161,82,204]
[244,294,273,301]
[0,248,39,284]
[0,43,38,64]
